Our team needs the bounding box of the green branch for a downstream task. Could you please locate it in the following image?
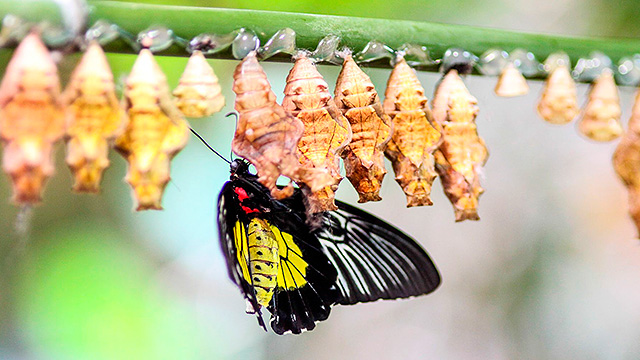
[2,0,640,73]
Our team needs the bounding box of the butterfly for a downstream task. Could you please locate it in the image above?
[217,159,441,335]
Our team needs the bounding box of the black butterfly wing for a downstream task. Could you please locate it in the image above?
[265,192,341,335]
[316,200,441,305]
[217,180,267,330]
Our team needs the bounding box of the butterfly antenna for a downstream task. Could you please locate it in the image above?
[189,127,231,164]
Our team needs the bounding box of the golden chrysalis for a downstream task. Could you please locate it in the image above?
[494,63,529,97]
[173,50,225,118]
[334,54,392,203]
[432,69,489,221]
[383,57,442,207]
[0,32,65,204]
[613,90,640,237]
[282,54,351,212]
[536,64,579,124]
[62,41,125,193]
[115,49,189,210]
[578,70,623,142]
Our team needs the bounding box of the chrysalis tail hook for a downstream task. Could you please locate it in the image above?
[225,111,239,161]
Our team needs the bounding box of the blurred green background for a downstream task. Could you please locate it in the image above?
[2,0,640,359]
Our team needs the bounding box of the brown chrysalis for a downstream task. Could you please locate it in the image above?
[432,69,489,221]
[383,57,442,207]
[232,52,333,200]
[334,54,392,203]
[282,54,351,212]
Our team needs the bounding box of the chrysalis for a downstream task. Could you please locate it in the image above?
[115,49,189,210]
[432,69,489,221]
[383,57,442,207]
[537,63,579,124]
[494,63,529,97]
[334,54,392,203]
[613,90,640,237]
[232,52,333,200]
[282,54,352,212]
[173,50,225,118]
[0,32,64,204]
[578,70,623,142]
[63,41,125,193]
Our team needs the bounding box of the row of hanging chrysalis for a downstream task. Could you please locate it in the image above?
[0,32,224,210]
[0,32,631,224]
[229,49,489,222]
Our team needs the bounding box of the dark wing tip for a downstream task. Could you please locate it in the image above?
[269,284,335,335]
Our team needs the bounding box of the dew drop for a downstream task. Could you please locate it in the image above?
[188,31,237,55]
[616,54,640,86]
[354,40,394,63]
[477,48,508,76]
[0,15,31,48]
[85,20,120,45]
[542,52,571,73]
[137,25,174,52]
[573,51,613,82]
[258,28,296,60]
[440,47,477,74]
[232,28,260,60]
[310,34,341,64]
[397,43,433,67]
[510,49,541,77]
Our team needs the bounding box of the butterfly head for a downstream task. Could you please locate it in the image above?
[230,159,251,178]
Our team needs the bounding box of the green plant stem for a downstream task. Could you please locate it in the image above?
[3,0,640,75]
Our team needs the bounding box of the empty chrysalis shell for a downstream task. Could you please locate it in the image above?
[384,57,442,207]
[115,49,189,210]
[537,64,579,124]
[613,90,640,237]
[282,54,352,212]
[63,41,125,193]
[334,54,392,203]
[494,62,529,97]
[232,52,333,200]
[578,70,623,142]
[432,69,489,221]
[0,32,65,204]
[173,50,225,118]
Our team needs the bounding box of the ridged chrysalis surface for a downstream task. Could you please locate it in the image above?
[63,41,125,193]
[282,54,351,212]
[432,69,489,221]
[334,54,392,203]
[115,49,189,210]
[232,52,333,200]
[383,58,442,207]
[173,50,225,118]
[0,32,64,204]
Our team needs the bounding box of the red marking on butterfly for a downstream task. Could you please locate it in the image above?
[234,187,260,214]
